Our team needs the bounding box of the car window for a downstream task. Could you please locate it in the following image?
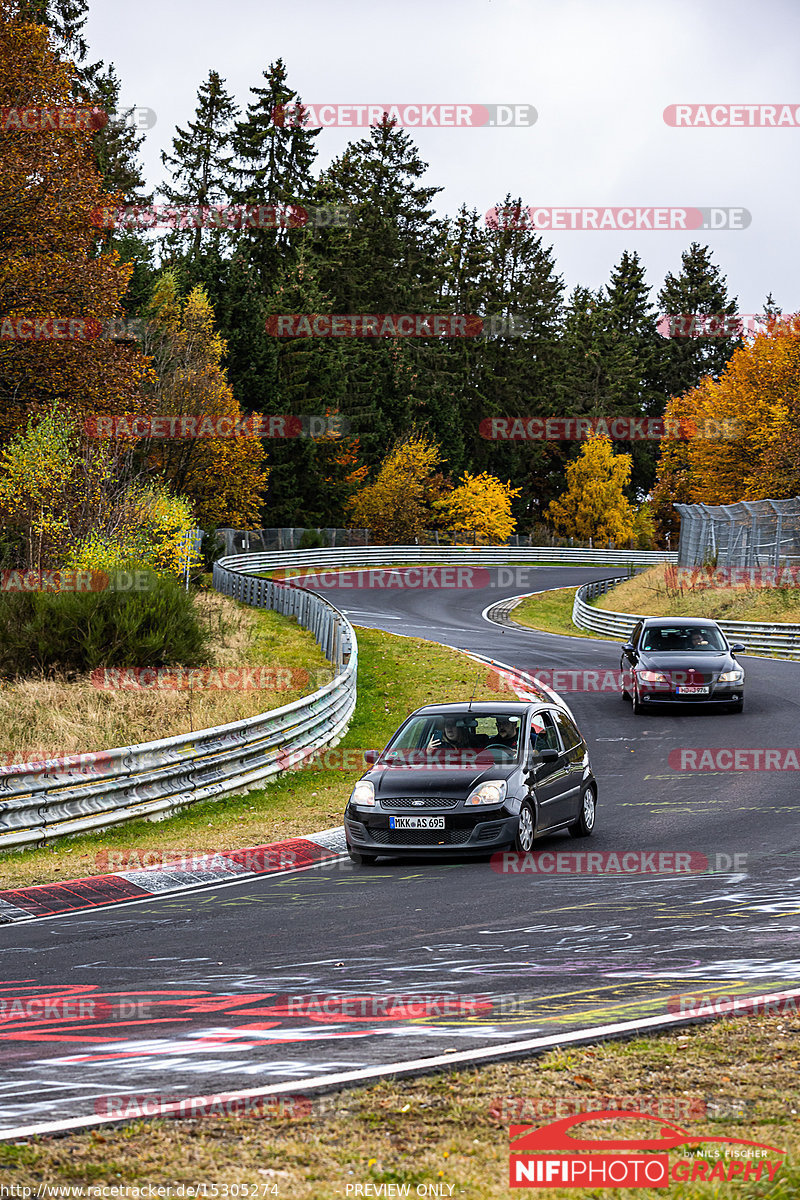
[640,625,726,653]
[554,710,582,751]
[631,621,643,648]
[530,711,559,753]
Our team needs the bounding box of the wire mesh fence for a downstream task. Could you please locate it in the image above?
[675,498,800,569]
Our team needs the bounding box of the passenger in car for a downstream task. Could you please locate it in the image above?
[429,716,470,750]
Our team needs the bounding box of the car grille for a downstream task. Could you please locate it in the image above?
[668,670,713,686]
[370,827,474,846]
[380,797,460,810]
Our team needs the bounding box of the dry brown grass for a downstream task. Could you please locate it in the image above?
[0,591,333,766]
[2,1011,798,1197]
[600,563,800,624]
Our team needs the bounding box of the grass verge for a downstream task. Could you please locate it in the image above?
[511,587,610,641]
[2,1011,797,1196]
[0,591,332,765]
[0,626,506,890]
[600,563,800,624]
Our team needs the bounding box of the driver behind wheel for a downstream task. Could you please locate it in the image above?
[492,715,519,751]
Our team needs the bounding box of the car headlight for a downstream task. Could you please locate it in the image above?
[637,669,668,684]
[349,780,375,807]
[465,779,507,806]
[718,668,744,682]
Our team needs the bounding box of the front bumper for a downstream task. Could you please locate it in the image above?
[345,803,519,855]
[636,682,744,705]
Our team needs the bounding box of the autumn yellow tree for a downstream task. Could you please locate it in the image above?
[547,435,635,544]
[652,318,800,526]
[138,275,269,526]
[0,4,153,442]
[347,433,442,543]
[0,406,197,577]
[433,472,520,543]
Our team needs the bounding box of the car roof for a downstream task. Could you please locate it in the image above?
[641,616,722,628]
[411,701,545,716]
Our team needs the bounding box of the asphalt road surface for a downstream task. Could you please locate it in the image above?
[2,565,798,1133]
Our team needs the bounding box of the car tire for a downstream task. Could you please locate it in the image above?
[348,848,378,865]
[514,801,535,853]
[730,699,744,713]
[569,784,597,838]
[631,682,644,714]
[620,664,630,699]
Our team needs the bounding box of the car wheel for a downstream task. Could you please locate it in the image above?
[631,682,644,714]
[730,699,744,713]
[514,801,535,853]
[569,784,597,838]
[348,848,378,865]
[620,664,630,699]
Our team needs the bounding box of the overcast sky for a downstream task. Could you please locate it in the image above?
[86,0,798,314]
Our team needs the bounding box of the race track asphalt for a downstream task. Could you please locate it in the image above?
[1,565,798,1132]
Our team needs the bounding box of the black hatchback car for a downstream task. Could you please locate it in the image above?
[344,701,598,864]
[620,616,746,713]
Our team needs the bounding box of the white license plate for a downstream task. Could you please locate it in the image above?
[389,816,446,830]
[675,685,709,694]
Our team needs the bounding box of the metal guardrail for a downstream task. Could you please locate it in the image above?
[572,577,800,658]
[228,545,677,570]
[0,562,358,852]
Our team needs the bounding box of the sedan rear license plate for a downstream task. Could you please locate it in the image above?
[389,816,446,830]
[675,685,709,694]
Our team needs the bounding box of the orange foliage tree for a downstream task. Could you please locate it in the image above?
[652,319,800,541]
[0,4,152,442]
[139,275,269,527]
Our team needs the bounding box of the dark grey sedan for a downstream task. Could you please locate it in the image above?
[344,701,598,864]
[620,617,746,713]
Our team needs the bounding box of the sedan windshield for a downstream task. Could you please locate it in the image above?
[382,712,522,763]
[640,625,726,653]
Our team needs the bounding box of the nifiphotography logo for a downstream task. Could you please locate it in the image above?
[508,1109,785,1188]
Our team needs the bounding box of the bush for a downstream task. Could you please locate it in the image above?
[0,571,211,679]
[297,528,330,550]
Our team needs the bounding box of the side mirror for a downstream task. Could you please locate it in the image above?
[363,749,378,764]
[622,642,636,654]
[529,748,559,767]
[730,643,746,654]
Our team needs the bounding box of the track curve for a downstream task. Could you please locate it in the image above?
[1,565,799,1135]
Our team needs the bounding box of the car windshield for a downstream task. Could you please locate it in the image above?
[640,625,726,653]
[382,712,522,762]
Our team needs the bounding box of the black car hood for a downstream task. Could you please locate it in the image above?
[639,651,734,675]
[367,759,519,799]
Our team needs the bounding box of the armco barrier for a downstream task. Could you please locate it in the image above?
[572,577,800,658]
[0,563,357,852]
[221,545,677,570]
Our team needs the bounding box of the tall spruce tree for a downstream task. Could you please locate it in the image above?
[657,242,740,398]
[159,70,238,262]
[230,59,320,284]
[314,119,448,467]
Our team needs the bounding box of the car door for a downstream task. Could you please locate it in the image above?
[527,710,572,830]
[621,620,643,689]
[553,709,587,823]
